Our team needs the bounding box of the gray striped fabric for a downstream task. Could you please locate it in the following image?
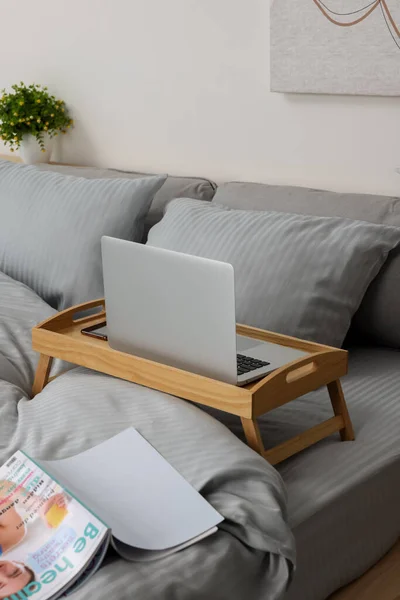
[0,271,294,600]
[203,346,400,600]
[0,271,56,393]
[0,160,166,310]
[213,181,400,348]
[37,163,217,237]
[147,199,400,347]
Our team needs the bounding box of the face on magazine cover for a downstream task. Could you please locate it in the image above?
[0,560,35,599]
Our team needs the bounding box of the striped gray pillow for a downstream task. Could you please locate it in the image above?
[147,199,400,347]
[0,161,166,309]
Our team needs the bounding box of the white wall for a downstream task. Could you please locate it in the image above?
[1,0,400,195]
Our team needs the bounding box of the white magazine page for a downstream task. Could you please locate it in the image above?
[39,428,223,551]
[112,526,218,562]
[0,452,108,600]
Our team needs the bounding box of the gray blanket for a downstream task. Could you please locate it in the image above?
[0,271,295,600]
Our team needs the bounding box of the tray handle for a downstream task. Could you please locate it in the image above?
[285,359,318,383]
[35,298,106,330]
[251,349,348,415]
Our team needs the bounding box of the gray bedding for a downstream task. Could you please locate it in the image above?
[205,349,400,600]
[0,271,294,600]
[282,347,400,599]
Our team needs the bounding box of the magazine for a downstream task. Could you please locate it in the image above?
[0,428,223,600]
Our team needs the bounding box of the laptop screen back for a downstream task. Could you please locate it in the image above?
[101,237,238,384]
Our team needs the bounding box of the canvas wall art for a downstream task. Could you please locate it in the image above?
[270,0,400,96]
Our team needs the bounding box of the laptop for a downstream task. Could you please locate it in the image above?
[100,236,307,386]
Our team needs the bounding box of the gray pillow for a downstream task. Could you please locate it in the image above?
[37,163,216,238]
[147,199,400,347]
[0,160,166,309]
[213,181,400,348]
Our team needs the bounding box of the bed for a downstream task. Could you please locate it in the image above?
[1,156,399,599]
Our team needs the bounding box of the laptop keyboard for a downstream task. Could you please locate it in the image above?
[237,354,270,376]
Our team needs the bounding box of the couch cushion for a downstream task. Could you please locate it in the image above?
[147,198,400,347]
[0,160,166,309]
[213,182,400,348]
[37,164,216,237]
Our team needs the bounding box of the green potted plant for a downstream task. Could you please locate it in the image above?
[0,82,73,164]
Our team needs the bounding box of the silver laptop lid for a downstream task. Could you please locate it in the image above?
[101,237,238,384]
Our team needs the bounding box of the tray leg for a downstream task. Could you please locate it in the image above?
[241,417,265,456]
[32,354,53,399]
[327,379,355,441]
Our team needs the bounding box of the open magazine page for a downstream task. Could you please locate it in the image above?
[0,451,109,600]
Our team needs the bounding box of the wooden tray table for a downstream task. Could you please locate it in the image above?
[31,299,354,465]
